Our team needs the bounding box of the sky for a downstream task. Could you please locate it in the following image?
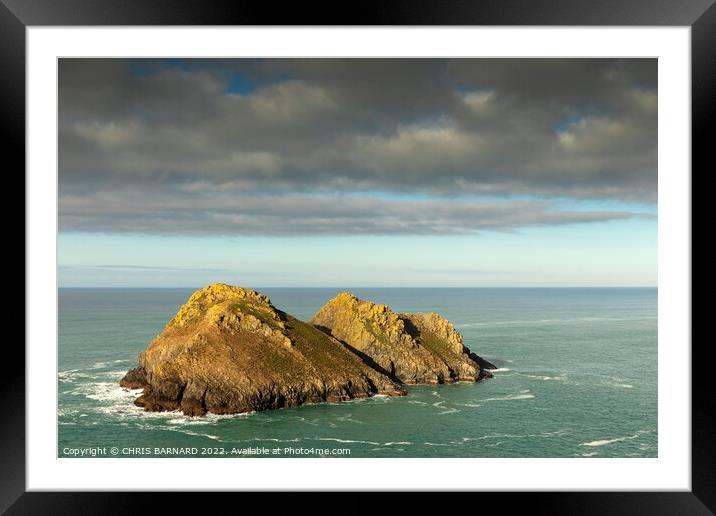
[58,58,657,288]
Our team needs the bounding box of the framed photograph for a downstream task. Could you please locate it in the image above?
[8,0,708,512]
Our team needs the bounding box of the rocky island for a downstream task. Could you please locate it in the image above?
[120,284,405,416]
[311,292,495,384]
[121,283,495,416]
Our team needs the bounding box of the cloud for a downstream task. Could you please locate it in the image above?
[58,188,650,236]
[58,58,657,235]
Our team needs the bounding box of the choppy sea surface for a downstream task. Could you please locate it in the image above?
[58,288,657,458]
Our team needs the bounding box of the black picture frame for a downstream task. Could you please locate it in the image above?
[5,0,709,513]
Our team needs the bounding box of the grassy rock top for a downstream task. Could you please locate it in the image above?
[170,283,276,328]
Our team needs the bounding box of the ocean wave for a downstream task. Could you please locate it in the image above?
[167,418,212,426]
[522,374,566,381]
[253,437,301,443]
[481,393,535,402]
[336,414,364,424]
[584,374,638,389]
[59,368,129,385]
[313,437,380,446]
[62,370,257,426]
[58,369,93,383]
[491,368,512,373]
[580,437,625,447]
[462,429,570,442]
[66,381,143,402]
[181,430,221,441]
[579,430,653,447]
[132,420,224,441]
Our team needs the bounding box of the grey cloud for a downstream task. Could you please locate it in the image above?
[58,58,657,235]
[59,188,650,236]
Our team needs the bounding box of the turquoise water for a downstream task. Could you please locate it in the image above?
[58,288,657,458]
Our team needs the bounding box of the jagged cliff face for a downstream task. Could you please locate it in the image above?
[310,292,494,384]
[120,284,405,416]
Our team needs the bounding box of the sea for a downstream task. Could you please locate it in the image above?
[58,287,657,458]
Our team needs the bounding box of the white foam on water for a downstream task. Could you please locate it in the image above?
[58,407,81,417]
[456,403,482,408]
[383,441,412,446]
[408,400,428,405]
[205,411,255,420]
[491,368,512,373]
[614,383,634,389]
[424,442,451,447]
[580,437,625,447]
[579,430,652,447]
[59,367,132,386]
[524,374,566,381]
[253,437,301,443]
[463,429,570,442]
[58,369,81,380]
[63,368,261,426]
[581,452,598,457]
[167,418,212,426]
[132,420,225,441]
[181,430,221,441]
[336,414,364,424]
[67,380,144,402]
[481,393,535,402]
[58,369,93,384]
[313,437,380,446]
